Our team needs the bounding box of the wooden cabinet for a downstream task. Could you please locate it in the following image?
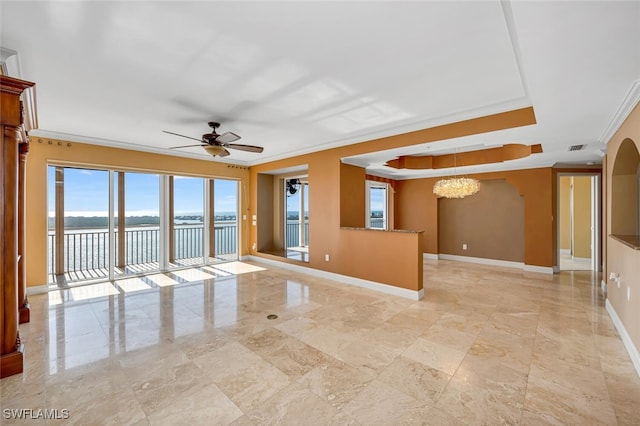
[1,75,34,378]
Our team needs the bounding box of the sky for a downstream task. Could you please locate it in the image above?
[47,166,384,217]
[48,167,239,216]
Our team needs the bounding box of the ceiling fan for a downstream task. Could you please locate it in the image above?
[286,178,300,195]
[163,122,264,157]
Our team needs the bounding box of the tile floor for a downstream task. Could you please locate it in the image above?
[2,259,640,425]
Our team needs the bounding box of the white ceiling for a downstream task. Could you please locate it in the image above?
[1,1,639,179]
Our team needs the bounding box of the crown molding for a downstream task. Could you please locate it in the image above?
[28,129,251,167]
[599,80,640,145]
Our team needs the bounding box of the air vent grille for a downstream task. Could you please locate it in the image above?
[568,144,586,151]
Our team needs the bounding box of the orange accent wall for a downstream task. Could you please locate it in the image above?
[25,138,250,287]
[340,163,366,228]
[248,108,535,291]
[395,168,555,268]
[386,143,542,170]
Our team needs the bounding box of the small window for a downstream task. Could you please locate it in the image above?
[366,181,388,229]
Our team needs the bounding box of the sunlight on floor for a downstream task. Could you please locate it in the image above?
[145,273,181,287]
[115,277,152,293]
[208,261,266,275]
[69,282,120,301]
[47,262,267,304]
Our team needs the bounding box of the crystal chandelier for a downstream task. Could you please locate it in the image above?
[433,150,480,199]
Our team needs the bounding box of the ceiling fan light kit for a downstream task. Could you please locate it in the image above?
[164,121,263,157]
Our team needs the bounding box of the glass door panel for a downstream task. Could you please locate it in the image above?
[115,172,160,277]
[212,179,239,262]
[51,167,111,284]
[284,177,309,262]
[170,176,204,267]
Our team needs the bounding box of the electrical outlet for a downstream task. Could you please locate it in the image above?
[252,242,257,251]
[627,286,631,301]
[325,254,330,262]
[462,244,467,250]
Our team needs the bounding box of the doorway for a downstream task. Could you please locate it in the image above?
[284,177,309,262]
[558,174,600,271]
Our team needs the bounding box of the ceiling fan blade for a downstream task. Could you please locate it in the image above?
[226,143,264,153]
[163,130,203,142]
[169,144,207,149]
[216,131,241,144]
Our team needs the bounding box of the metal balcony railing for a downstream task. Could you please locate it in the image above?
[48,222,238,276]
[285,220,309,248]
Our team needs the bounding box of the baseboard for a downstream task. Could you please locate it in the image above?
[244,255,424,301]
[572,256,592,263]
[436,253,553,274]
[422,253,439,260]
[560,249,570,255]
[438,253,523,269]
[523,264,555,274]
[27,285,50,295]
[606,299,640,379]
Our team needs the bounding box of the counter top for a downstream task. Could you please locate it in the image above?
[610,234,640,250]
[341,227,423,234]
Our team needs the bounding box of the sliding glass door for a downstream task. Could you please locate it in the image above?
[284,177,309,262]
[114,171,160,277]
[47,165,240,285]
[212,179,239,262]
[170,176,205,268]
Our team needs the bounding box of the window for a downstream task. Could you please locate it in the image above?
[366,181,388,229]
[47,165,240,284]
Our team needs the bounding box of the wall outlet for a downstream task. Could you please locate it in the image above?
[243,214,247,220]
[462,244,467,250]
[252,242,257,251]
[325,254,330,262]
[627,286,631,301]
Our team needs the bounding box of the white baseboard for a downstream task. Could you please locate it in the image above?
[606,299,640,379]
[436,253,553,274]
[572,256,592,263]
[27,285,50,295]
[438,253,523,269]
[523,264,555,274]
[560,249,571,255]
[422,253,439,260]
[244,255,424,301]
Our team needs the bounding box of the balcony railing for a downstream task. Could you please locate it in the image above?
[285,220,309,248]
[48,222,237,277]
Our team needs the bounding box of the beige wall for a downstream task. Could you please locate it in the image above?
[559,176,571,250]
[572,176,592,259]
[438,179,524,262]
[606,102,640,355]
[25,138,250,287]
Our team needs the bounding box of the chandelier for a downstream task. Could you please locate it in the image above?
[433,177,480,198]
[433,150,480,198]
